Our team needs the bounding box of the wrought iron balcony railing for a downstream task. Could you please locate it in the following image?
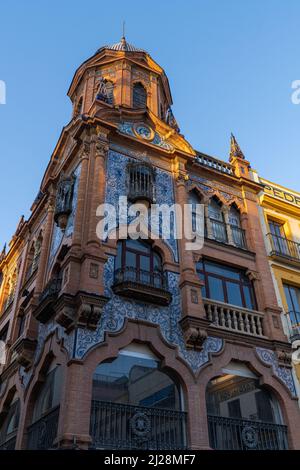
[127,162,155,203]
[204,298,266,338]
[34,277,62,323]
[195,153,234,176]
[287,310,300,342]
[210,219,228,243]
[208,415,288,450]
[0,434,17,450]
[113,267,171,305]
[231,225,247,249]
[114,267,168,290]
[90,400,187,450]
[267,233,300,262]
[27,406,59,450]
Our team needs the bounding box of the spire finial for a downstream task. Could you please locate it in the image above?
[230,133,245,161]
[122,20,126,40]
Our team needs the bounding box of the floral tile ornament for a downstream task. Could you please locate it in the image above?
[256,347,297,397]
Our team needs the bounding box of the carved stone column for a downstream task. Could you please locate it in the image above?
[27,190,55,339]
[222,206,234,245]
[72,134,91,250]
[240,211,251,250]
[34,190,55,298]
[203,197,213,239]
[87,126,109,248]
[243,188,286,342]
[174,166,209,349]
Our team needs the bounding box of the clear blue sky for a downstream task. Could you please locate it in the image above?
[1,0,300,249]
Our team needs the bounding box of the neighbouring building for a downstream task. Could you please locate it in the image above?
[253,175,300,395]
[0,37,300,451]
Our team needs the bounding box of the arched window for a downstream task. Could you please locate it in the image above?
[27,366,62,450]
[32,236,42,273]
[115,240,163,285]
[113,240,171,305]
[206,364,287,450]
[25,243,35,281]
[90,345,186,449]
[0,397,20,450]
[4,269,17,311]
[208,198,227,243]
[188,191,202,233]
[133,82,147,109]
[25,236,42,282]
[229,205,246,248]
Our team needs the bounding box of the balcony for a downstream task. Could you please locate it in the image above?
[112,267,172,306]
[267,233,300,265]
[204,298,266,338]
[287,310,300,343]
[195,153,234,176]
[90,400,187,450]
[27,406,59,450]
[208,415,288,450]
[13,337,37,368]
[33,277,62,323]
[210,219,228,244]
[231,225,247,249]
[208,220,248,250]
[127,161,155,204]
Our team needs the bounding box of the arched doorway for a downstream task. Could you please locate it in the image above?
[206,362,288,450]
[0,396,20,450]
[90,344,187,449]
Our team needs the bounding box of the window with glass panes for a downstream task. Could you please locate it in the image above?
[132,83,147,108]
[116,240,162,275]
[269,220,289,255]
[284,284,300,326]
[196,260,257,309]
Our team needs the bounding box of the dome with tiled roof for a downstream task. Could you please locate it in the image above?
[97,36,146,53]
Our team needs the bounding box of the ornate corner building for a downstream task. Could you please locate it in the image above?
[0,37,300,451]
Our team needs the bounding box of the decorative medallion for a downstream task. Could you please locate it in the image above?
[133,123,155,141]
[118,123,174,152]
[241,425,258,449]
[130,411,151,439]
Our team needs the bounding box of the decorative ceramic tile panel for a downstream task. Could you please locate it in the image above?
[256,347,297,397]
[105,150,178,262]
[73,255,223,373]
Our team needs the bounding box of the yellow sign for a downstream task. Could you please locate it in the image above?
[264,184,300,207]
